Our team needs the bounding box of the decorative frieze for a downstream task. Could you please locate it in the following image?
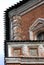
[7,42,44,57]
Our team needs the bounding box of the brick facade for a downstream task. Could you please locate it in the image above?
[21,4,44,40]
[5,1,44,65]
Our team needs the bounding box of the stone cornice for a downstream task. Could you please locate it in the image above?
[9,0,44,18]
[5,57,44,64]
[29,18,44,31]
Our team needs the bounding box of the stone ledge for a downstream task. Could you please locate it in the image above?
[5,57,44,64]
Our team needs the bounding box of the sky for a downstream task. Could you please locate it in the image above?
[0,0,22,65]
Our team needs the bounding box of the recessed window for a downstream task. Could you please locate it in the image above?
[13,48,21,57]
[37,32,44,40]
[29,48,38,56]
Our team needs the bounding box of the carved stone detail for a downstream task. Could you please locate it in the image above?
[12,15,25,40]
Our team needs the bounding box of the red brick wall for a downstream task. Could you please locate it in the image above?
[21,4,44,40]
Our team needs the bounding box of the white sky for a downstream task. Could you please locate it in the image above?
[0,0,22,65]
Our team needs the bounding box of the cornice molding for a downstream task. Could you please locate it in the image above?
[9,0,44,18]
[29,18,44,31]
[5,57,44,64]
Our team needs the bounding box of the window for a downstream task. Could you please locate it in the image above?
[13,48,21,57]
[37,32,44,40]
[29,48,38,56]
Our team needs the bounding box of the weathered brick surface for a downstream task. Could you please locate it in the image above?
[21,4,44,40]
[6,4,44,65]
